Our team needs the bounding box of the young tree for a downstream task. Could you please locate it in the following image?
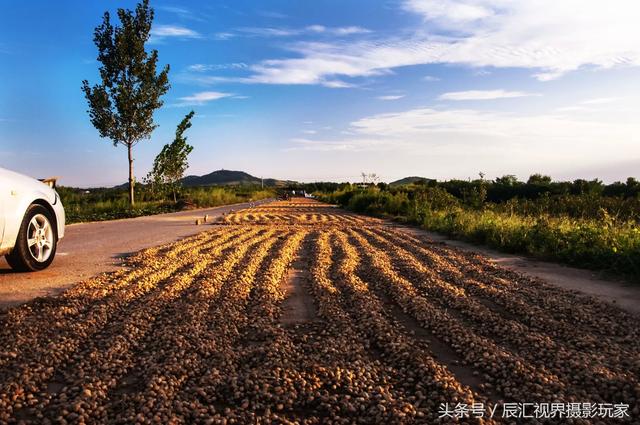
[148,111,195,202]
[82,0,170,205]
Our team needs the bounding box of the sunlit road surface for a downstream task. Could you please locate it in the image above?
[0,199,271,308]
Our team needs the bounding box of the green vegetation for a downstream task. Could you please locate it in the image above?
[314,175,640,279]
[146,111,195,202]
[82,0,170,205]
[58,185,273,224]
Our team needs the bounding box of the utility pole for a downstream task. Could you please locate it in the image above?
[261,177,264,189]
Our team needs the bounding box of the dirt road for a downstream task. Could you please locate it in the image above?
[0,199,271,308]
[0,199,638,424]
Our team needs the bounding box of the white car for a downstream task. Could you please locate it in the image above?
[0,167,65,271]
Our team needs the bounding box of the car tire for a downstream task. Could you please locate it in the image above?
[5,204,58,272]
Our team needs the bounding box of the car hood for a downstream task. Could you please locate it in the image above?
[0,167,57,203]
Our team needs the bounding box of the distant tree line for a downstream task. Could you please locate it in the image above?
[305,174,640,222]
[312,174,640,277]
[303,174,640,201]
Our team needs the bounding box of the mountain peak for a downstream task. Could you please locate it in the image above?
[181,169,294,187]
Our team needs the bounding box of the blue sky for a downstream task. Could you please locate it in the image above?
[1,0,639,186]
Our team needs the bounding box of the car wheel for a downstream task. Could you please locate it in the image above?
[5,204,58,272]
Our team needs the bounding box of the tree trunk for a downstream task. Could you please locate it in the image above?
[127,143,135,206]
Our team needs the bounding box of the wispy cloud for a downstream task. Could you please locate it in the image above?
[473,69,492,77]
[302,129,317,135]
[187,63,248,72]
[237,27,298,37]
[231,1,640,86]
[403,0,493,26]
[554,97,621,113]
[213,32,235,41]
[305,25,370,35]
[423,75,440,82]
[403,0,640,80]
[182,67,356,89]
[438,90,539,101]
[377,95,405,100]
[235,25,370,38]
[555,106,591,113]
[157,6,206,22]
[174,91,235,106]
[581,97,619,105]
[322,80,355,88]
[287,106,640,172]
[286,138,391,152]
[150,24,201,42]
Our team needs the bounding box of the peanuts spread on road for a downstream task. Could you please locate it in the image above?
[0,198,638,424]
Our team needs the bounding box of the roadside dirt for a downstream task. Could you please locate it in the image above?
[280,235,317,325]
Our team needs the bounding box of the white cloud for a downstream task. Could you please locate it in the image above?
[332,26,371,35]
[438,89,539,101]
[581,97,619,105]
[157,6,205,22]
[288,107,640,170]
[405,0,640,79]
[555,97,622,113]
[176,91,234,105]
[235,1,640,85]
[321,80,355,88]
[188,63,248,72]
[377,95,405,100]
[554,106,590,113]
[404,0,493,26]
[213,32,235,40]
[307,25,326,33]
[423,75,440,82]
[286,138,393,152]
[237,27,298,37]
[473,69,492,76]
[236,25,370,38]
[302,129,317,134]
[150,24,201,42]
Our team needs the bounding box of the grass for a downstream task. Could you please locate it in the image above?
[317,187,640,280]
[59,185,274,224]
[419,209,640,277]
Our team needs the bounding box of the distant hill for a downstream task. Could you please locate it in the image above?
[181,169,295,187]
[389,176,435,186]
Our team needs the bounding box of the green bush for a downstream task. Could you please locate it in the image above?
[320,187,640,279]
[59,185,274,224]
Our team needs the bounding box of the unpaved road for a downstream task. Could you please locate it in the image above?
[0,199,638,424]
[0,199,271,308]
